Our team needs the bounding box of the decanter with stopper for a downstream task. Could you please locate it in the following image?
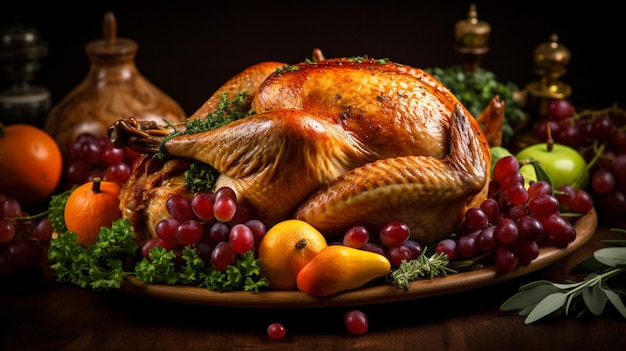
[44,11,186,158]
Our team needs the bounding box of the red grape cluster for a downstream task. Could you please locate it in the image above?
[534,99,626,223]
[64,132,142,188]
[0,194,53,292]
[341,221,423,268]
[141,187,267,271]
[434,155,592,274]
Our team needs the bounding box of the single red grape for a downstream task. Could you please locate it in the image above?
[267,322,286,340]
[344,309,369,335]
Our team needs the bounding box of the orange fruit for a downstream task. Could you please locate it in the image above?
[257,219,328,291]
[64,177,122,246]
[0,123,63,209]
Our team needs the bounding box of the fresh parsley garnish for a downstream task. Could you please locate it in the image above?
[48,219,138,290]
[48,218,269,293]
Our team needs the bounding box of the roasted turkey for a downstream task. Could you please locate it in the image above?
[109,52,504,245]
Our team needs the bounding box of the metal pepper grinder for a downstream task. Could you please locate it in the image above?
[454,4,491,73]
[525,33,572,119]
[0,22,51,127]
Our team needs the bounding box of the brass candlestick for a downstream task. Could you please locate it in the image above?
[525,33,572,119]
[454,4,491,73]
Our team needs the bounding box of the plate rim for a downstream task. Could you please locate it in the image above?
[120,208,598,309]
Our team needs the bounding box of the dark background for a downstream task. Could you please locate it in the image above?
[2,0,623,117]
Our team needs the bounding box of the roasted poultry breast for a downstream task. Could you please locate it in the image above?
[109,53,504,245]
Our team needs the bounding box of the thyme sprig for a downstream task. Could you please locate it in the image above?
[389,249,456,290]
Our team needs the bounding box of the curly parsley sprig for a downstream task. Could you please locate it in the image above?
[135,246,268,292]
[48,219,138,290]
[48,219,269,293]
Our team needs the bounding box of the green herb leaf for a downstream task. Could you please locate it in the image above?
[525,292,568,324]
[48,218,138,291]
[389,250,455,290]
[47,187,74,233]
[135,246,177,284]
[502,234,626,324]
[582,282,606,315]
[603,288,626,318]
[184,161,219,193]
[594,247,626,267]
[500,283,563,310]
[602,239,626,247]
[570,255,610,275]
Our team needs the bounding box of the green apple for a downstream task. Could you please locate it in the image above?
[515,142,589,190]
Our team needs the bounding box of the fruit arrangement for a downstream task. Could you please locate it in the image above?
[1,55,615,336]
[43,153,593,293]
[532,99,626,223]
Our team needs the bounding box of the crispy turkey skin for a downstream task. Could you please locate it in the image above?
[111,55,504,245]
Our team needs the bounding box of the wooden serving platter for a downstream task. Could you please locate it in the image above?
[121,208,597,309]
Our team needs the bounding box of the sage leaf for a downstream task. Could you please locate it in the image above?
[570,256,610,275]
[553,281,585,289]
[602,239,626,247]
[582,283,606,315]
[564,292,575,316]
[594,247,626,267]
[525,292,567,324]
[501,284,562,311]
[576,308,590,320]
[518,305,535,316]
[518,280,558,291]
[603,288,626,318]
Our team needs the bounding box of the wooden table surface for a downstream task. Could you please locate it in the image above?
[1,224,624,351]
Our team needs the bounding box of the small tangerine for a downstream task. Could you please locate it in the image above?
[64,177,122,246]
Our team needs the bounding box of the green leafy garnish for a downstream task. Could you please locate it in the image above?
[426,65,525,145]
[389,249,456,290]
[48,217,269,293]
[48,218,138,290]
[185,92,252,134]
[275,64,301,74]
[48,189,72,233]
[198,252,269,293]
[134,246,268,292]
[184,161,219,194]
[500,229,626,323]
[155,92,253,193]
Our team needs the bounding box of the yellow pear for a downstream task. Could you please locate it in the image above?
[296,245,391,296]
